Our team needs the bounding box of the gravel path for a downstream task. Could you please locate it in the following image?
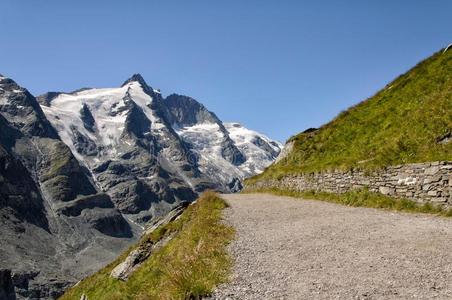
[209,193,452,299]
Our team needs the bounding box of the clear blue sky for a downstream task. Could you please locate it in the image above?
[1,1,451,142]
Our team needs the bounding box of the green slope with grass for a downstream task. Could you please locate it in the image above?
[60,192,234,300]
[245,188,452,217]
[250,47,451,182]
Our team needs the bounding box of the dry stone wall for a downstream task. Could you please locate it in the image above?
[248,161,451,206]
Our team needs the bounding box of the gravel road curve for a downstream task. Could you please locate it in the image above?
[209,193,452,299]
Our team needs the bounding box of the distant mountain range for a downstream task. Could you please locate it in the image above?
[0,73,281,298]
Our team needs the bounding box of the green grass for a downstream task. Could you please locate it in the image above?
[249,47,452,183]
[245,187,452,217]
[60,191,234,300]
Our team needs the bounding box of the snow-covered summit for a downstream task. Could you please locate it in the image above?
[39,74,282,219]
[121,73,149,88]
[225,122,282,174]
[175,121,281,190]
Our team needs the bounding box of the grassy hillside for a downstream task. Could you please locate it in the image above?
[250,47,451,182]
[245,187,452,217]
[60,192,234,300]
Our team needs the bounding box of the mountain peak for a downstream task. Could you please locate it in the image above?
[121,73,148,87]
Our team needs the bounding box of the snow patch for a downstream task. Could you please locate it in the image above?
[225,122,283,175]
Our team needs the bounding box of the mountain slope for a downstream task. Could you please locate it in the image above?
[251,46,452,182]
[39,75,282,210]
[167,93,282,191]
[39,75,200,223]
[0,75,137,298]
[0,72,281,298]
[60,192,234,300]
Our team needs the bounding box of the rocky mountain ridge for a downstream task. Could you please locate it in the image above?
[0,73,281,298]
[39,74,282,222]
[0,74,138,299]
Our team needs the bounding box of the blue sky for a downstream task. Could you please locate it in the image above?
[1,1,451,142]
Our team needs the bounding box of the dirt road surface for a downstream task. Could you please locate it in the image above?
[209,193,452,299]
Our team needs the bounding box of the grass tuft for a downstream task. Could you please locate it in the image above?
[245,187,452,217]
[60,191,234,300]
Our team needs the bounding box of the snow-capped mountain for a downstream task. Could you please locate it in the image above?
[225,122,282,175]
[0,73,281,297]
[39,74,282,215]
[39,75,202,223]
[176,121,282,191]
[0,74,137,298]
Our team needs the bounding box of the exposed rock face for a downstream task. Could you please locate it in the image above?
[144,201,190,235]
[165,94,247,166]
[40,74,282,221]
[0,76,58,139]
[0,75,138,299]
[0,121,48,230]
[111,202,189,281]
[0,73,282,298]
[0,269,15,300]
[165,94,221,127]
[274,141,294,164]
[79,103,96,133]
[39,75,206,225]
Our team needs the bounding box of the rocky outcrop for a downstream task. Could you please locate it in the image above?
[0,75,137,298]
[55,193,114,216]
[166,94,246,166]
[79,103,95,133]
[165,94,221,127]
[0,130,48,230]
[110,243,155,281]
[144,201,190,235]
[274,141,294,164]
[110,202,189,280]
[0,269,15,300]
[248,161,451,206]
